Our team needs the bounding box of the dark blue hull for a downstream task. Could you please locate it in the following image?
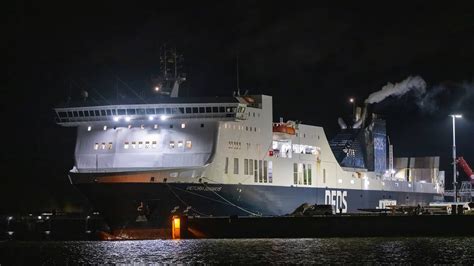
[75,182,442,229]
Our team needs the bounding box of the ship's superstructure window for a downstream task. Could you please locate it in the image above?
[145,141,150,148]
[234,158,239,174]
[169,141,175,148]
[293,163,298,184]
[94,143,99,150]
[152,141,157,148]
[263,160,268,183]
[132,141,136,149]
[138,141,143,149]
[177,141,183,148]
[249,159,254,176]
[181,123,186,128]
[244,159,249,175]
[124,142,129,149]
[146,108,155,114]
[101,143,106,150]
[185,140,192,149]
[127,109,136,115]
[107,142,113,150]
[225,157,229,174]
[118,109,126,115]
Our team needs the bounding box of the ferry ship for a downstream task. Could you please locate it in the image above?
[54,53,444,229]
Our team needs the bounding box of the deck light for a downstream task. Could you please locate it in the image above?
[113,116,120,122]
[160,115,168,121]
[87,126,92,131]
[155,86,160,92]
[149,116,154,121]
[103,126,107,131]
[125,117,131,122]
[181,123,186,128]
[154,124,158,129]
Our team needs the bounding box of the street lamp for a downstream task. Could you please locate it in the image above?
[349,98,355,121]
[450,114,462,202]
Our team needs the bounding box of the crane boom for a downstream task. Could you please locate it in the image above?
[457,157,474,183]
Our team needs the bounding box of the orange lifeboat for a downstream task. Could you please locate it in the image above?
[272,123,296,135]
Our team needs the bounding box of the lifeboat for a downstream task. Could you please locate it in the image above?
[273,122,296,136]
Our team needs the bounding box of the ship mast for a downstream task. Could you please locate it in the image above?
[153,44,186,97]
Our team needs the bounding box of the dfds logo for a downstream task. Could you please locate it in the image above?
[325,190,348,213]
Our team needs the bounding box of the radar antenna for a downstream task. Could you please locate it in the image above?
[152,44,186,97]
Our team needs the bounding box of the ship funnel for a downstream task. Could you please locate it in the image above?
[338,117,348,129]
[353,104,368,129]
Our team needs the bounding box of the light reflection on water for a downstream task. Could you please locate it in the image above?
[2,238,474,264]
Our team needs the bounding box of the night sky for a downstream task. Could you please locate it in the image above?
[3,2,474,214]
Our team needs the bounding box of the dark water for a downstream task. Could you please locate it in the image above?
[1,237,474,264]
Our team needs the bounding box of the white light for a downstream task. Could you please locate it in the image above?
[113,116,120,122]
[128,124,132,129]
[125,117,131,122]
[451,114,462,118]
[408,183,412,187]
[350,180,355,184]
[349,98,354,103]
[154,124,158,129]
[37,216,42,220]
[181,123,186,128]
[155,86,160,91]
[391,169,396,174]
[160,115,168,121]
[103,126,107,131]
[7,231,14,236]
[87,126,92,131]
[140,125,144,129]
[338,179,342,184]
[149,116,154,121]
[7,216,13,221]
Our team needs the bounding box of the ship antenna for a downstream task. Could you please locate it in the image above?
[236,52,240,96]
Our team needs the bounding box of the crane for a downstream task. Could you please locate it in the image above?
[456,157,474,184]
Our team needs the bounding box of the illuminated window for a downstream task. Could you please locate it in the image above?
[101,143,106,150]
[132,141,136,149]
[94,143,99,150]
[185,140,192,149]
[152,141,157,148]
[107,142,113,150]
[138,141,143,149]
[145,141,150,148]
[177,141,183,148]
[124,142,129,149]
[181,123,186,129]
[169,141,175,148]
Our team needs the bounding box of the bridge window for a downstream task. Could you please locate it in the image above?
[156,108,164,114]
[206,107,212,113]
[186,107,191,113]
[67,111,73,117]
[193,107,198,113]
[124,142,129,149]
[213,107,218,112]
[219,107,225,112]
[78,111,84,117]
[117,109,125,115]
[94,110,100,116]
[58,112,67,118]
[89,110,95,116]
[179,107,185,114]
[136,109,145,115]
[112,109,117,115]
[127,109,136,115]
[165,108,171,114]
[185,140,192,149]
[199,107,205,113]
[146,108,155,114]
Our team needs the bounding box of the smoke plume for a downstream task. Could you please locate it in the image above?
[365,76,427,104]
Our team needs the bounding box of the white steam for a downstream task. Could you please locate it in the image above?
[365,76,427,104]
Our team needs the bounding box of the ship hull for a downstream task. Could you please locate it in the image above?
[74,181,442,230]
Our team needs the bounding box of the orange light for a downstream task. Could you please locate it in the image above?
[172,216,181,239]
[173,217,180,229]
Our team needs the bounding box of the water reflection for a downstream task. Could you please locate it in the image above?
[1,238,474,264]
